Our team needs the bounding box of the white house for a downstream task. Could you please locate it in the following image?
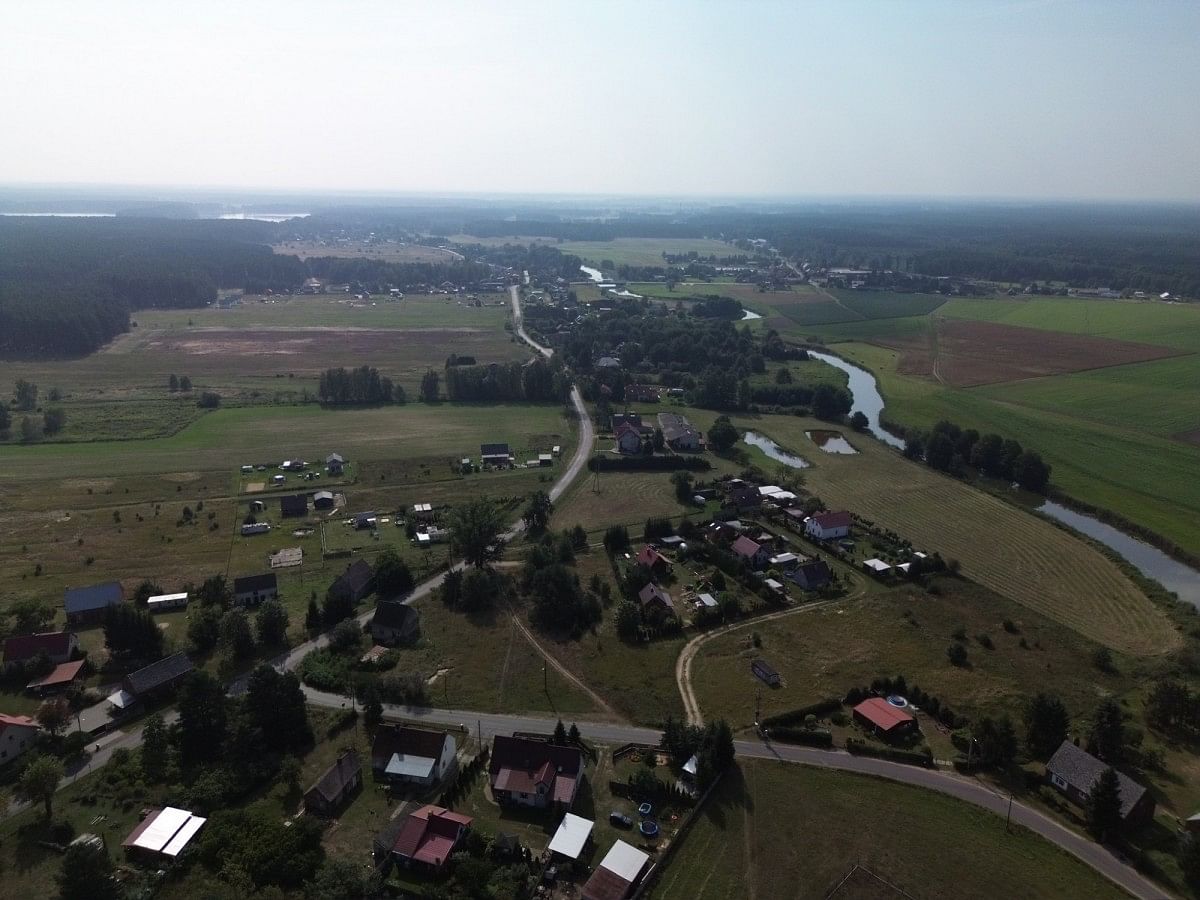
[372,725,458,787]
[804,510,853,541]
[0,714,40,765]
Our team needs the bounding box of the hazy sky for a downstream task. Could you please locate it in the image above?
[3,0,1199,200]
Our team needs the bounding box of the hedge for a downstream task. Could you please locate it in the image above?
[845,738,933,767]
[761,698,843,729]
[588,455,712,472]
[768,727,833,748]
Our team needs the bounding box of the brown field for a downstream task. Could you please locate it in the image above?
[141,326,486,360]
[272,239,463,263]
[879,318,1182,387]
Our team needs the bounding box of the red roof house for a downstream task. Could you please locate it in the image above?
[730,536,770,569]
[853,698,917,738]
[392,804,473,871]
[614,422,643,454]
[805,510,853,541]
[0,713,40,764]
[26,659,87,693]
[634,546,672,573]
[3,631,79,671]
[489,735,584,809]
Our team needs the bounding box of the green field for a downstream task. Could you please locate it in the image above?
[652,762,1129,900]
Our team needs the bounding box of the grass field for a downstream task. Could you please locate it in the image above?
[678,407,1177,656]
[446,236,744,270]
[651,762,1129,900]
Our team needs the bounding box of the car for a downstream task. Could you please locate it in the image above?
[609,811,632,828]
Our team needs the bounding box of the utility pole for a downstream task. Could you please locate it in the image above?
[1005,792,1013,833]
[543,662,548,693]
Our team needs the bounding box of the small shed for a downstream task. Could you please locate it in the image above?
[547,813,594,861]
[751,658,781,687]
[147,592,188,612]
[313,490,335,510]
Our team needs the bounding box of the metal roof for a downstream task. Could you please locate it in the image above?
[547,813,593,859]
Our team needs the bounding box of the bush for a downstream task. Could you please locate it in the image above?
[761,698,843,729]
[769,727,833,748]
[845,738,933,767]
[587,455,711,472]
[947,643,969,666]
[196,391,221,409]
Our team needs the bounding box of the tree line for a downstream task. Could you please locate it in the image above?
[903,419,1052,493]
[317,366,402,404]
[441,357,569,403]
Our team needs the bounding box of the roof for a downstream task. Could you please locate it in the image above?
[810,510,853,530]
[696,593,718,608]
[373,600,419,630]
[548,813,593,859]
[313,490,334,502]
[0,713,38,736]
[27,659,87,689]
[1046,741,1149,819]
[635,546,670,569]
[122,807,207,857]
[125,653,194,695]
[583,840,650,900]
[63,581,123,614]
[863,558,892,573]
[596,356,621,367]
[393,805,473,867]
[637,582,674,611]
[614,421,641,441]
[490,735,583,802]
[657,412,698,443]
[147,593,188,606]
[373,724,453,772]
[335,559,374,595]
[326,453,345,464]
[107,689,136,709]
[307,749,361,805]
[280,494,308,516]
[751,658,779,677]
[731,536,763,559]
[853,697,915,733]
[480,442,510,456]
[233,572,277,594]
[3,631,75,665]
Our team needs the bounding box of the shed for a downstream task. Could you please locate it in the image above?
[751,659,781,687]
[63,581,124,626]
[304,749,363,816]
[582,840,650,900]
[147,592,188,612]
[548,813,594,860]
[122,807,207,863]
[26,659,87,693]
[862,558,892,576]
[853,698,917,738]
[313,490,335,510]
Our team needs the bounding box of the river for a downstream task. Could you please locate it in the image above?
[808,347,1200,604]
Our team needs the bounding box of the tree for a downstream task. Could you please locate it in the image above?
[179,375,192,391]
[42,408,66,435]
[16,753,63,818]
[178,672,228,765]
[925,432,955,471]
[187,603,223,653]
[441,568,464,607]
[8,596,52,633]
[552,720,568,745]
[671,470,695,503]
[775,367,793,384]
[305,857,383,900]
[362,684,383,729]
[522,490,553,533]
[305,596,322,632]
[0,400,10,436]
[419,369,440,402]
[1024,693,1070,760]
[141,713,170,782]
[849,411,869,431]
[195,574,231,607]
[811,383,851,420]
[449,497,504,568]
[103,603,164,662]
[20,416,40,443]
[603,524,630,556]
[974,716,1018,767]
[245,666,312,753]
[14,379,38,411]
[947,643,969,666]
[1087,699,1129,766]
[256,599,289,646]
[1015,450,1051,493]
[568,722,581,745]
[219,608,255,660]
[132,579,163,607]
[58,837,120,900]
[168,374,179,392]
[1086,767,1124,842]
[36,698,70,737]
[1181,830,1200,892]
[570,524,588,550]
[706,415,738,452]
[329,619,364,654]
[614,601,641,639]
[196,391,220,408]
[374,548,414,598]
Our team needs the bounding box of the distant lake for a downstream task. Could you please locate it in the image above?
[218,212,310,222]
[744,431,809,468]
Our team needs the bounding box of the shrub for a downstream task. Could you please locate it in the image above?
[769,727,833,748]
[947,643,969,666]
[761,698,842,729]
[845,738,933,767]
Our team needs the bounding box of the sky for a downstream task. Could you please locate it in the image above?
[2,0,1199,201]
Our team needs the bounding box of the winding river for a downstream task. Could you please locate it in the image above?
[808,347,1200,605]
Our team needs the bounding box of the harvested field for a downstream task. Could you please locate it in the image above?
[878,318,1182,387]
[141,327,484,359]
[272,239,462,263]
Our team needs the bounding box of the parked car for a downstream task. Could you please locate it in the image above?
[609,811,632,828]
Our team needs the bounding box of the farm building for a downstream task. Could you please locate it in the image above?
[548,813,594,861]
[787,559,832,591]
[233,573,278,606]
[805,510,853,541]
[582,840,651,900]
[731,536,770,570]
[391,805,473,873]
[490,735,584,809]
[3,631,79,672]
[657,412,702,451]
[121,653,195,703]
[280,494,308,518]
[63,581,124,627]
[122,807,207,864]
[0,713,40,764]
[304,749,362,816]
[313,490,335,510]
[1045,740,1155,826]
[329,559,375,604]
[614,422,643,454]
[862,558,893,577]
[751,658,781,687]
[372,724,457,787]
[853,698,917,738]
[26,660,87,694]
[480,443,511,467]
[147,592,188,612]
[371,601,420,645]
[326,453,345,475]
[637,582,675,615]
[412,502,434,521]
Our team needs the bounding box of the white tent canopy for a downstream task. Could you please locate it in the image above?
[599,839,650,882]
[547,813,593,859]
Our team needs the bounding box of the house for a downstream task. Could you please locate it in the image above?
[768,552,800,571]
[751,658,781,687]
[313,490,335,510]
[489,735,584,809]
[582,840,651,900]
[392,805,473,873]
[0,714,40,764]
[637,583,675,616]
[731,536,771,570]
[480,443,511,467]
[787,559,832,591]
[805,510,853,541]
[147,592,188,612]
[727,485,761,511]
[371,601,421,645]
[596,356,621,369]
[853,698,917,738]
[1045,740,1156,826]
[634,546,672,574]
[657,412,702,451]
[326,453,345,475]
[122,807,207,864]
[548,813,594,861]
[3,631,79,672]
[280,494,308,518]
[625,384,659,403]
[411,502,434,521]
[372,724,457,786]
[610,413,649,434]
[304,749,363,816]
[329,559,375,604]
[122,653,195,701]
[63,581,124,627]
[354,511,377,530]
[233,573,278,606]
[26,659,87,694]
[615,422,643,454]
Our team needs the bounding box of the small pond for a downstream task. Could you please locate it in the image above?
[743,431,809,468]
[807,430,858,454]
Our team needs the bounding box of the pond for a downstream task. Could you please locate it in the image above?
[806,349,905,449]
[807,430,858,454]
[741,309,763,320]
[580,265,603,282]
[744,431,809,468]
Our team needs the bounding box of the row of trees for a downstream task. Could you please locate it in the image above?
[442,358,569,403]
[904,420,1052,493]
[317,366,401,405]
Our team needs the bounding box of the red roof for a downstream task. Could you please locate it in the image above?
[811,510,852,530]
[27,659,86,689]
[635,546,670,569]
[0,713,38,739]
[853,697,915,733]
[3,631,75,665]
[731,536,762,559]
[393,805,473,868]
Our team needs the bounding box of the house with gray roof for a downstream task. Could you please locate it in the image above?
[1045,740,1155,825]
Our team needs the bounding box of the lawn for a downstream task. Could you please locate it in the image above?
[651,761,1130,900]
[677,407,1177,657]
